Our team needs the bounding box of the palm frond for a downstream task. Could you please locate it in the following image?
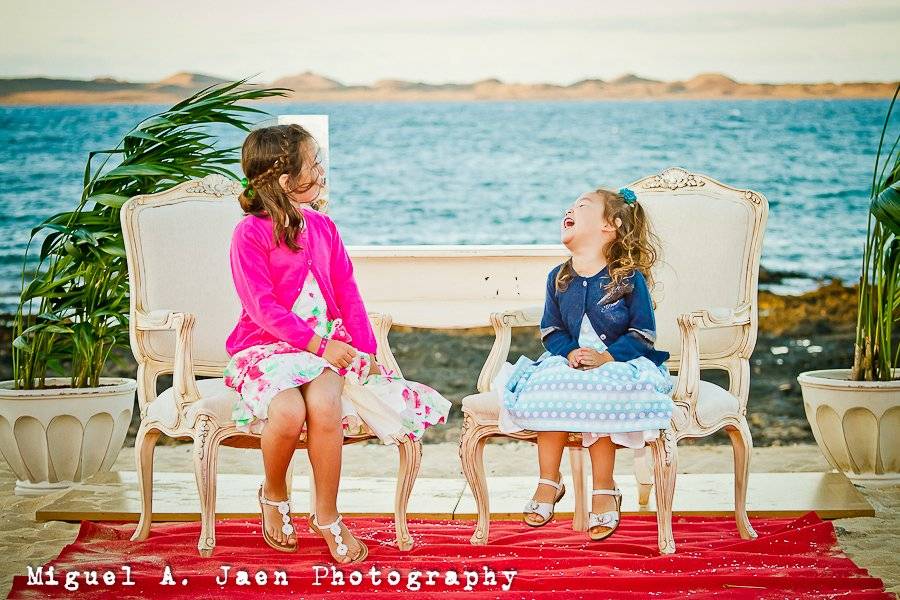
[12,79,288,389]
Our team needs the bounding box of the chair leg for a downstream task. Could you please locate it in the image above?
[633,446,654,506]
[726,417,757,540]
[650,431,678,554]
[193,416,218,557]
[459,417,491,545]
[131,424,161,542]
[394,438,422,551]
[568,447,589,531]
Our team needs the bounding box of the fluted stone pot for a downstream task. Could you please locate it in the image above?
[797,369,900,485]
[0,377,135,495]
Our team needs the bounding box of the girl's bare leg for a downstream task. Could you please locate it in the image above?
[526,431,569,525]
[587,436,618,513]
[301,368,365,562]
[260,387,306,546]
[301,369,345,523]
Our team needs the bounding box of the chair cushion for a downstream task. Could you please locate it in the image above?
[689,377,741,427]
[146,378,241,429]
[146,378,375,437]
[461,391,504,425]
[462,375,740,430]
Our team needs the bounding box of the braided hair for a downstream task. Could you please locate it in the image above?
[239,124,322,252]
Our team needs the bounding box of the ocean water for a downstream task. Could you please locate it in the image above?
[0,99,893,313]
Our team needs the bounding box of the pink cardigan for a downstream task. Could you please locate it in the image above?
[225,206,377,357]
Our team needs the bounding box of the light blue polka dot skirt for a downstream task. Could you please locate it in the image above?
[500,315,675,434]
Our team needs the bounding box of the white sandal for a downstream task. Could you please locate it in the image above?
[257,484,297,552]
[588,486,623,541]
[523,474,566,527]
[308,513,368,563]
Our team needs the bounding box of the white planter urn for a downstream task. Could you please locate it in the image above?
[0,377,136,495]
[797,369,900,485]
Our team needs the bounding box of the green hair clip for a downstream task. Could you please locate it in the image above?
[240,177,255,198]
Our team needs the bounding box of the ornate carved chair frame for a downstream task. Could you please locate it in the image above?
[121,174,417,556]
[458,168,769,553]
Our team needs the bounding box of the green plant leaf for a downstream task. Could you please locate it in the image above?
[124,130,165,143]
[72,228,99,245]
[87,193,130,208]
[871,181,900,236]
[12,335,32,352]
[97,163,177,180]
[99,241,126,257]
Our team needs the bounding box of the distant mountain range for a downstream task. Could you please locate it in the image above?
[1,70,896,104]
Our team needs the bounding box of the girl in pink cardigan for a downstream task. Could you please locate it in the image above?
[223,124,450,560]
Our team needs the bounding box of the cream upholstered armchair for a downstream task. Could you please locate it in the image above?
[120,174,417,557]
[459,167,769,554]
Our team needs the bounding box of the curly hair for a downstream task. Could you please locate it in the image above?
[238,124,323,252]
[554,188,662,305]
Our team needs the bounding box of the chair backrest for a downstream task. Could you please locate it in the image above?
[122,176,247,373]
[122,167,766,376]
[627,167,768,358]
[350,166,768,363]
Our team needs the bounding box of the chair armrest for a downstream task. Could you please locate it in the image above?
[134,309,201,408]
[368,311,403,378]
[671,302,752,408]
[683,303,752,329]
[475,305,543,393]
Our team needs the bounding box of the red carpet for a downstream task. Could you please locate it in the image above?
[9,512,888,599]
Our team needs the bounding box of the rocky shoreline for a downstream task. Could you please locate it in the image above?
[0,271,860,448]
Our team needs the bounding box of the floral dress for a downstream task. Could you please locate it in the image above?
[495,313,674,449]
[223,270,451,444]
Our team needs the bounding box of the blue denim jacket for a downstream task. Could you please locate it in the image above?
[539,263,670,366]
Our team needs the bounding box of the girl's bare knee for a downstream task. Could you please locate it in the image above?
[302,380,341,414]
[306,400,342,429]
[272,386,303,404]
[304,395,342,434]
[267,388,306,435]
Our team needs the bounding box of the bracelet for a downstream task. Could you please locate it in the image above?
[315,336,329,357]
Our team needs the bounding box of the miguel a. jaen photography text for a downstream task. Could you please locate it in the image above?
[25,563,518,592]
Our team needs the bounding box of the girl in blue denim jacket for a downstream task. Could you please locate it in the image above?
[494,187,674,542]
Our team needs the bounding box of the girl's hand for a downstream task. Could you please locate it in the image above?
[568,347,594,368]
[575,348,614,370]
[324,340,356,369]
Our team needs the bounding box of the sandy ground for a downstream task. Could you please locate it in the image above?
[0,442,896,597]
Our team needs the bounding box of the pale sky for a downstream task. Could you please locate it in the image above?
[3,0,899,85]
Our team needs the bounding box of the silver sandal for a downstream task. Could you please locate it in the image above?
[308,513,369,563]
[257,483,297,552]
[588,486,623,541]
[523,474,566,527]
